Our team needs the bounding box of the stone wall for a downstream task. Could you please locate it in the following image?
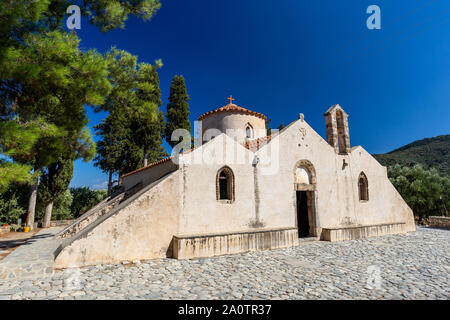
[429,216,450,229]
[322,223,407,241]
[49,220,74,227]
[173,228,298,259]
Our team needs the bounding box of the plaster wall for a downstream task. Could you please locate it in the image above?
[256,118,415,235]
[201,112,266,144]
[177,134,258,235]
[54,172,181,268]
[121,160,178,191]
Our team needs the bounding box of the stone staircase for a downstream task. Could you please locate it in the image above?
[56,182,143,240]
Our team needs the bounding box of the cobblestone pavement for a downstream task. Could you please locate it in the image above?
[0,227,448,300]
[0,228,62,281]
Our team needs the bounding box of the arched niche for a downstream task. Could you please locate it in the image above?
[293,160,317,190]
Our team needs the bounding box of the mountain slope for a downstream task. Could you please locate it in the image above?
[373,135,449,176]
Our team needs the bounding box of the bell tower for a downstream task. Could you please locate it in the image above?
[324,104,351,154]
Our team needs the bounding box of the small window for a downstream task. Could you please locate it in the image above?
[246,124,254,139]
[358,172,369,201]
[216,166,234,202]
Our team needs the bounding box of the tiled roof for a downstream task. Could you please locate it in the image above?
[120,145,201,179]
[198,103,267,121]
[121,156,174,178]
[243,135,272,152]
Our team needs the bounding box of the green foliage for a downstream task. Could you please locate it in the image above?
[2,31,111,130]
[1,182,106,223]
[265,118,272,136]
[133,64,167,163]
[0,0,162,226]
[0,193,25,225]
[388,164,450,222]
[0,118,65,190]
[39,157,74,205]
[94,49,166,178]
[1,0,161,189]
[0,1,161,49]
[70,187,107,218]
[78,0,162,32]
[52,189,73,220]
[75,128,97,162]
[165,75,191,148]
[0,182,30,224]
[0,119,65,167]
[36,189,73,221]
[0,161,33,192]
[374,135,449,177]
[94,49,144,176]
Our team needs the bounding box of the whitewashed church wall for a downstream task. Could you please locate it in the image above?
[201,113,266,144]
[256,118,415,234]
[177,134,258,236]
[122,160,178,191]
[257,119,339,232]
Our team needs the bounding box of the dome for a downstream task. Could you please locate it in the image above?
[198,102,266,121]
[199,96,267,144]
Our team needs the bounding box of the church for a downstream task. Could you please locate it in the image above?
[54,98,415,268]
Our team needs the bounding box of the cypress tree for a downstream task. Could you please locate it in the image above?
[133,63,167,166]
[165,75,191,148]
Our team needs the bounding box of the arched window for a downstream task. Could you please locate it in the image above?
[216,166,235,202]
[246,124,254,139]
[358,172,369,201]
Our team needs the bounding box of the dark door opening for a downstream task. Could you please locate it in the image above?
[296,191,310,237]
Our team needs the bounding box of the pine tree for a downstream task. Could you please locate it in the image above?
[165,75,191,148]
[1,31,110,230]
[0,2,161,228]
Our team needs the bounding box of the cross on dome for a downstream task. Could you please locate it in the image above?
[227,95,235,104]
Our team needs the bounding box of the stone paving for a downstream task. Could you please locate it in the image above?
[0,228,62,281]
[0,227,448,300]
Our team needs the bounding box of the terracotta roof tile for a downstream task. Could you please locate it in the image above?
[120,145,202,179]
[121,156,175,178]
[198,103,267,121]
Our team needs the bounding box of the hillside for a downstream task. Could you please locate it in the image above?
[373,135,450,176]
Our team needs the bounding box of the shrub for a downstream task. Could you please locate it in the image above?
[70,187,107,218]
[388,164,450,223]
[0,193,25,224]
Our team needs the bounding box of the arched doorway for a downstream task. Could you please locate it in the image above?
[294,160,317,238]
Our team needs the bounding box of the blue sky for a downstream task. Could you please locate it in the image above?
[71,0,450,189]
